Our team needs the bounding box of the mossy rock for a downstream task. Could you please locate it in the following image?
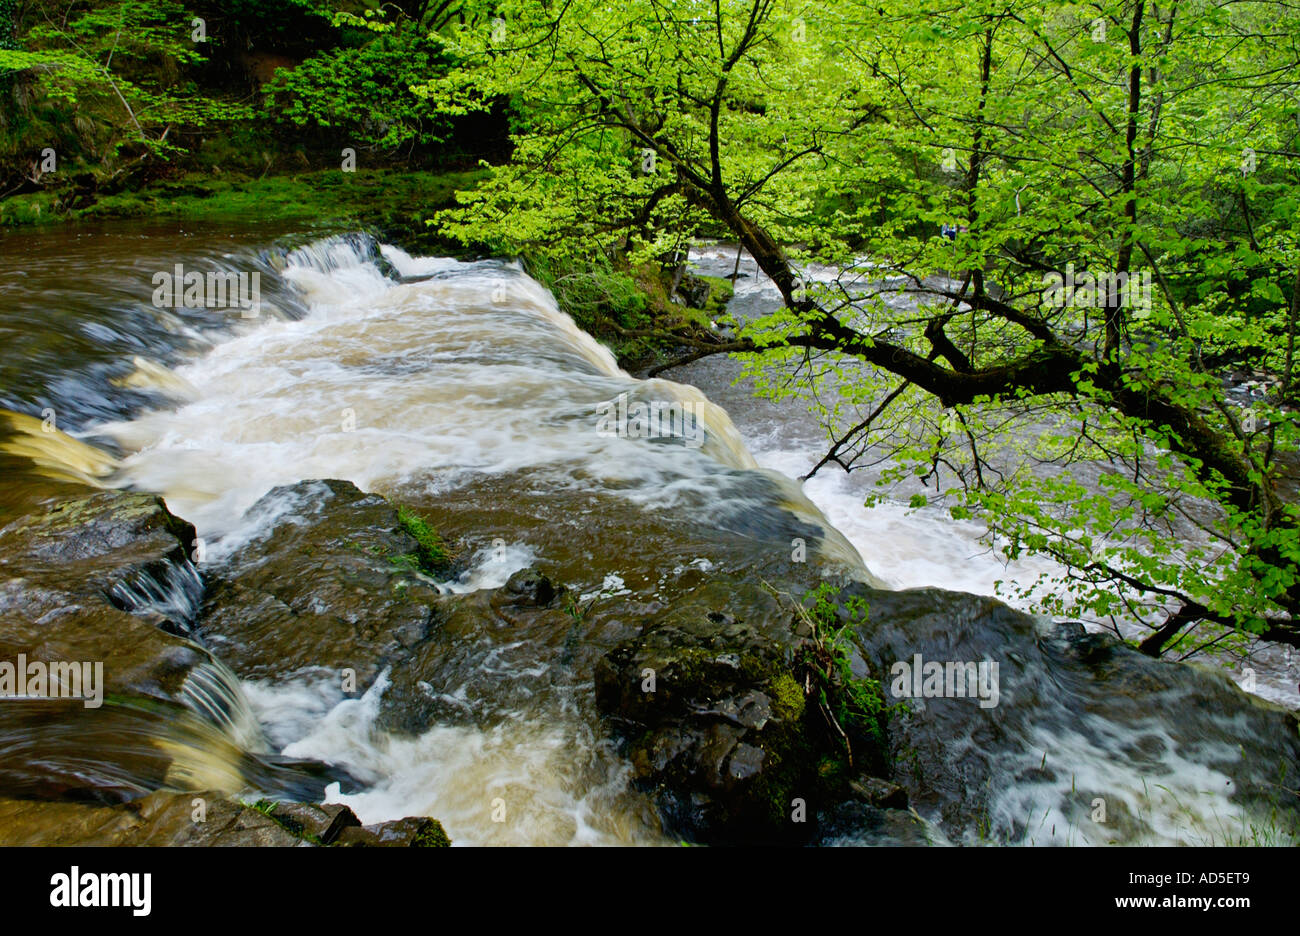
[594,578,887,844]
[198,479,456,691]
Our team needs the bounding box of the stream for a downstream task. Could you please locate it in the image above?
[1,223,1297,846]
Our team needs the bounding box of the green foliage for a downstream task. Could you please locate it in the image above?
[263,15,455,150]
[792,583,888,767]
[0,0,20,52]
[3,1,246,158]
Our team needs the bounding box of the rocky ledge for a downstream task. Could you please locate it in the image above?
[0,481,452,845]
[3,475,1298,846]
[0,793,448,847]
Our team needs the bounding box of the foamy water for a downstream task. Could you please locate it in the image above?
[80,237,872,844]
[34,234,1290,846]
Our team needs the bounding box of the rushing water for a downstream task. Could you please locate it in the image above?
[1,222,1296,846]
[681,244,1300,712]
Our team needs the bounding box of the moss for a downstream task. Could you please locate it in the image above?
[411,819,452,847]
[395,505,449,572]
[659,644,779,701]
[3,168,488,246]
[816,754,847,785]
[388,553,421,572]
[642,638,822,839]
[525,255,733,370]
[768,672,806,722]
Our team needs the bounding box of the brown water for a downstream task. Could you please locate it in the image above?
[1,222,1296,845]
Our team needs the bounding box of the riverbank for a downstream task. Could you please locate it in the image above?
[0,167,484,244]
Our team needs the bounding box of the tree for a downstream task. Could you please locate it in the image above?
[431,0,1300,658]
[1,0,249,197]
[261,8,459,154]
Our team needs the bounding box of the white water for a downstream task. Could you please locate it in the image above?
[73,235,1296,846]
[686,244,1300,712]
[98,242,866,571]
[86,237,875,845]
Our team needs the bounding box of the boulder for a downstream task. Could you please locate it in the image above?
[594,578,885,843]
[674,273,713,309]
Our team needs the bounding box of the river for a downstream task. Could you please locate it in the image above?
[1,222,1296,846]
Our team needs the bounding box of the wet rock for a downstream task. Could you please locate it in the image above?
[2,489,195,567]
[334,816,451,847]
[380,583,582,733]
[0,490,323,803]
[268,801,361,844]
[0,793,304,846]
[842,582,1300,845]
[815,802,937,846]
[504,568,558,607]
[198,479,447,691]
[0,791,450,846]
[593,578,849,844]
[0,490,205,702]
[1052,621,1086,641]
[849,775,908,810]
